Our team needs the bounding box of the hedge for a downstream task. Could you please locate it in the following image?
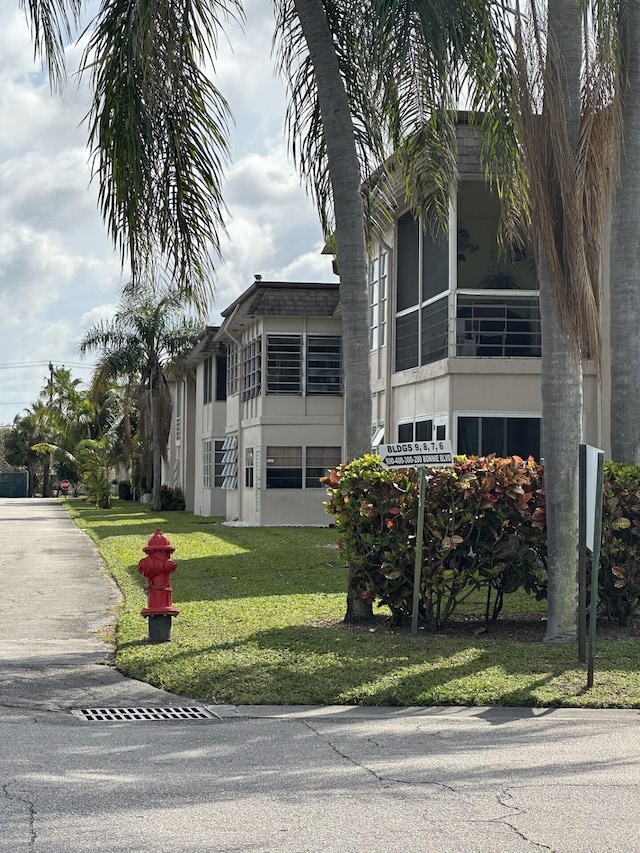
[324,454,640,628]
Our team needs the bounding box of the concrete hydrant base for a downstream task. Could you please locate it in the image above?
[147,615,172,644]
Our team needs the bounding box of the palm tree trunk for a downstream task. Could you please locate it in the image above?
[293,0,373,622]
[540,0,583,642]
[610,3,640,463]
[539,254,582,642]
[151,373,163,512]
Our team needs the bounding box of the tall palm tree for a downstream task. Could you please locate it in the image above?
[610,3,640,464]
[506,0,621,640]
[79,286,203,510]
[275,0,515,620]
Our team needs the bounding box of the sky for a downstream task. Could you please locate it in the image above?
[0,0,335,426]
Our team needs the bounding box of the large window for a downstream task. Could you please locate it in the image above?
[267,335,302,395]
[266,446,302,489]
[395,211,449,372]
[242,337,262,401]
[305,446,341,488]
[307,336,342,395]
[265,446,342,489]
[369,250,388,350]
[457,416,541,460]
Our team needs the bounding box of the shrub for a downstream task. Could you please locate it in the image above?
[600,462,640,625]
[324,454,547,627]
[160,485,186,511]
[118,480,133,501]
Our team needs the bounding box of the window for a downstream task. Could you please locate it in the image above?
[369,251,388,350]
[216,348,227,401]
[416,419,433,441]
[398,419,435,443]
[395,211,449,371]
[214,440,225,487]
[245,447,254,488]
[221,434,238,489]
[307,336,342,395]
[266,446,302,489]
[227,342,239,395]
[398,422,414,442]
[202,439,212,488]
[267,335,302,395]
[306,446,341,488]
[203,356,213,404]
[242,337,262,400]
[457,416,541,460]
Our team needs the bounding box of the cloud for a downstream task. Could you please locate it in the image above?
[0,0,336,424]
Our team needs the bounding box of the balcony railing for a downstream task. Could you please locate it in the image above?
[455,294,541,358]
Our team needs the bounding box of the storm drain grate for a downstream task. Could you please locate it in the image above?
[71,707,219,722]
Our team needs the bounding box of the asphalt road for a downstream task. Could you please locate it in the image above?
[1,498,640,852]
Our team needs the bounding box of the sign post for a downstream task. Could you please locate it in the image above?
[378,441,454,649]
[578,444,605,686]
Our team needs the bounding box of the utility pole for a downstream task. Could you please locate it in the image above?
[42,362,54,498]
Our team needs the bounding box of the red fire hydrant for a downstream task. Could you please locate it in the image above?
[138,529,180,643]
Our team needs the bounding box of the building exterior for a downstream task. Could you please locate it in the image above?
[368,118,600,457]
[166,118,603,525]
[165,326,227,515]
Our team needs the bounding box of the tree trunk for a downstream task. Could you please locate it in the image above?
[540,0,583,642]
[293,0,373,622]
[539,254,582,642]
[151,375,163,512]
[293,0,372,462]
[610,4,640,463]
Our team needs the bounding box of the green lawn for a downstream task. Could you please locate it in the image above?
[65,498,640,708]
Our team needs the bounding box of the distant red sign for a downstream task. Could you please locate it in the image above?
[60,479,71,491]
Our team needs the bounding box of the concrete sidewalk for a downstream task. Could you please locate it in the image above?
[0,498,194,716]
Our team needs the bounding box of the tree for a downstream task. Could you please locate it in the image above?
[79,286,203,511]
[610,3,640,463]
[4,412,43,497]
[505,0,622,640]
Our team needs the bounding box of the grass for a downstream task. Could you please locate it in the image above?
[65,498,640,709]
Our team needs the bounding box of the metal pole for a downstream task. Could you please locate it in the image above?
[411,467,427,650]
[578,444,587,663]
[587,450,605,689]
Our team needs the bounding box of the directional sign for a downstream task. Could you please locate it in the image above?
[378,440,454,469]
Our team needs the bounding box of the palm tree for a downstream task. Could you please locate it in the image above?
[21,0,241,312]
[79,285,203,510]
[610,3,640,464]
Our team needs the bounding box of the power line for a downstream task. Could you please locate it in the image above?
[0,361,93,370]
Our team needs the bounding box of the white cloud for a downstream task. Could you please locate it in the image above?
[0,0,334,425]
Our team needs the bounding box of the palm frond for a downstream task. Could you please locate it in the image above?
[19,0,82,90]
[81,0,243,309]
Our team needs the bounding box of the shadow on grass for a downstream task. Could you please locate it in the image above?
[120,622,598,708]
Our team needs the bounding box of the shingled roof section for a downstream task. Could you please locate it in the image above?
[216,281,340,340]
[185,326,223,364]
